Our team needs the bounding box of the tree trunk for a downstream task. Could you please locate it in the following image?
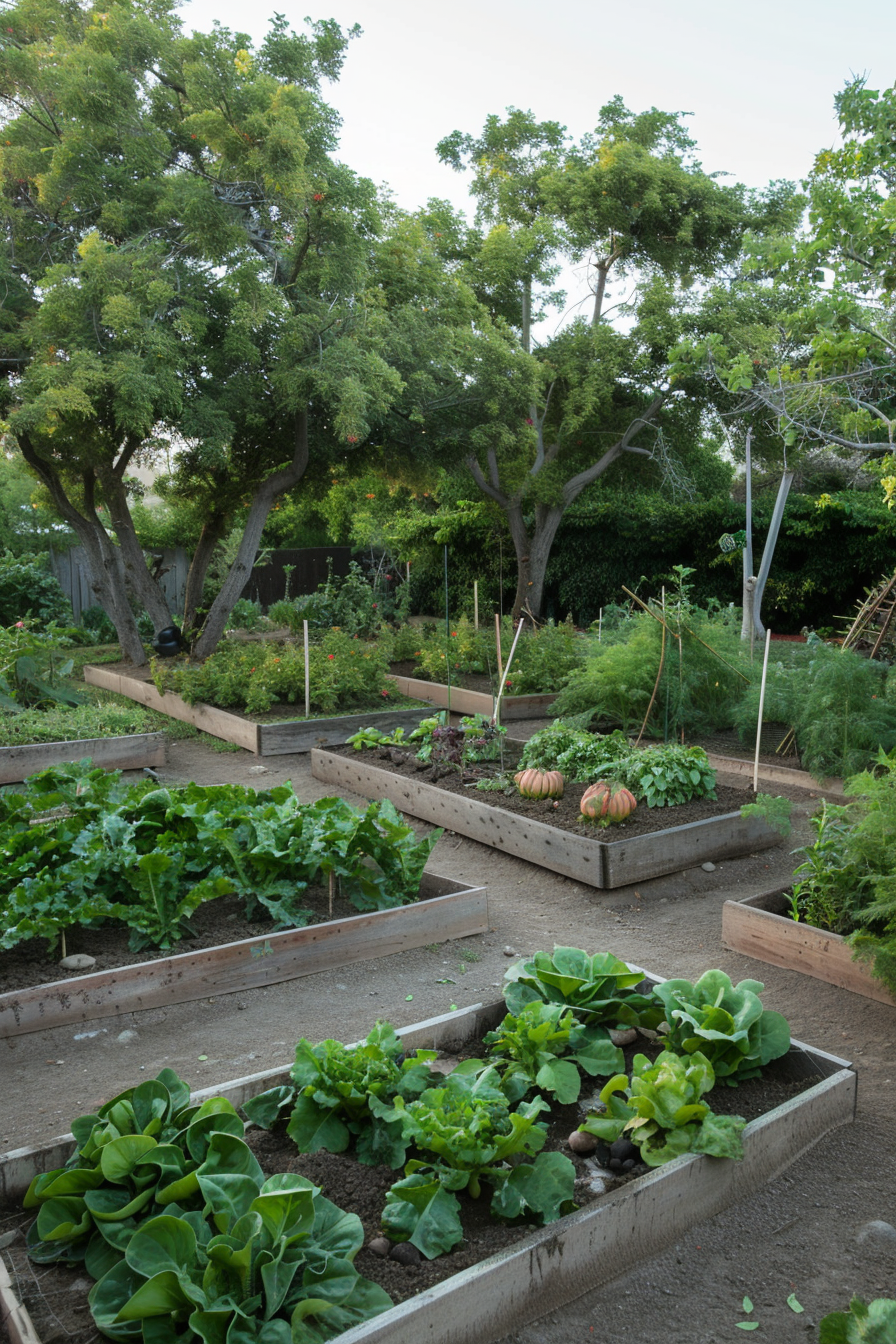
[182,513,230,637]
[100,467,172,633]
[193,411,310,659]
[506,502,565,621]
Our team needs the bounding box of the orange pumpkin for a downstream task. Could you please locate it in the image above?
[580,780,637,825]
[514,768,565,799]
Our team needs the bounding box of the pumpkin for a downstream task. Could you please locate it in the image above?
[580,780,637,826]
[514,768,564,799]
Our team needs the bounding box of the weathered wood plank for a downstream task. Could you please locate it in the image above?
[83,666,260,752]
[311,751,779,890]
[0,1257,41,1344]
[601,812,780,886]
[385,674,558,720]
[722,889,896,1005]
[258,709,428,756]
[0,878,488,1039]
[705,752,844,796]
[0,733,166,784]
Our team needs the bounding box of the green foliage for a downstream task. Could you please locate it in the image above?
[579,1050,747,1167]
[0,551,71,626]
[613,744,717,808]
[481,1001,624,1104]
[503,946,662,1028]
[0,621,85,711]
[0,699,152,746]
[739,793,793,838]
[818,1296,896,1344]
[734,645,896,781]
[225,598,266,632]
[24,1068,391,1342]
[153,630,396,716]
[651,970,791,1084]
[1,764,439,952]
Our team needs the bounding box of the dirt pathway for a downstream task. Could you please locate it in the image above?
[2,734,893,1343]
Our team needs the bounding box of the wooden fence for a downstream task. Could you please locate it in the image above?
[49,546,354,622]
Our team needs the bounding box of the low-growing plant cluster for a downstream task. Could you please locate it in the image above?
[0,762,440,954]
[24,1068,392,1342]
[244,948,791,1259]
[404,615,584,696]
[0,698,154,747]
[517,722,717,808]
[152,629,397,716]
[346,712,507,769]
[786,747,896,997]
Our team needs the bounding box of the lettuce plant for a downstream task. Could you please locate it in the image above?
[579,1050,747,1167]
[504,946,662,1029]
[243,1023,438,1169]
[379,1067,575,1258]
[481,1001,625,1104]
[651,970,791,1084]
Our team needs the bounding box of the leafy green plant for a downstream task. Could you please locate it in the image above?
[459,713,506,763]
[651,970,791,1084]
[1,765,440,953]
[0,621,85,711]
[0,699,152,746]
[613,744,717,808]
[503,946,662,1029]
[481,1000,624,1104]
[578,1050,747,1166]
[0,549,72,626]
[740,793,793,838]
[379,1066,575,1258]
[243,1023,438,1170]
[818,1296,896,1343]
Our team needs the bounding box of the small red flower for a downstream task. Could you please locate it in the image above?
[526,417,534,425]
[313,193,325,202]
[250,667,256,673]
[327,654,335,660]
[380,688,389,697]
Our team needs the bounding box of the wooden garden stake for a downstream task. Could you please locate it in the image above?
[495,614,504,682]
[328,870,335,919]
[474,581,479,630]
[753,629,773,793]
[303,620,310,719]
[493,617,526,726]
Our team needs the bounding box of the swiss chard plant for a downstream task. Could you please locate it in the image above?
[503,946,663,1029]
[378,1066,576,1259]
[578,1050,747,1167]
[651,969,791,1084]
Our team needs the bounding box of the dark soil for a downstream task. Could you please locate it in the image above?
[0,1033,817,1344]
[0,885,433,995]
[332,742,811,836]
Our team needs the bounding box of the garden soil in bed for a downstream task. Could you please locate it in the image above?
[0,1040,816,1344]
[0,886,416,995]
[332,744,772,836]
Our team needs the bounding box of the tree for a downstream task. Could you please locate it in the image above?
[425,101,795,620]
[0,1,403,661]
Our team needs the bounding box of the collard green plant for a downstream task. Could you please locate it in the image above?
[503,946,662,1029]
[651,970,791,1084]
[578,1050,747,1167]
[817,1296,896,1344]
[612,744,717,808]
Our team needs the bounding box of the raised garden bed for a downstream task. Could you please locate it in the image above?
[722,886,896,1006]
[0,992,856,1344]
[386,671,557,721]
[0,731,166,785]
[83,665,427,755]
[311,749,781,889]
[0,872,487,1039]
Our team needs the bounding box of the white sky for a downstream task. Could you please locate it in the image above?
[177,0,895,324]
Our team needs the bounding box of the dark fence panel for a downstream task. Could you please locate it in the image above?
[239,548,353,608]
[50,546,190,622]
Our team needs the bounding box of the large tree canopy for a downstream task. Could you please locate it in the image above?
[0,0,408,659]
[419,102,800,620]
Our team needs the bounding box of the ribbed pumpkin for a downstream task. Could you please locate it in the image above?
[580,780,637,825]
[514,768,564,799]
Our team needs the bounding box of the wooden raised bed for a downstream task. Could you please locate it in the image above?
[83,665,428,755]
[0,731,166,785]
[722,886,896,1006]
[311,750,780,889]
[0,993,856,1344]
[705,752,844,797]
[386,672,557,721]
[0,872,488,1039]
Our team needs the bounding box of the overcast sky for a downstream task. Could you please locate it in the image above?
[177,0,895,324]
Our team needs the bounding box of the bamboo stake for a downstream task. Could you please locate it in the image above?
[636,616,666,746]
[753,629,773,793]
[493,618,526,726]
[303,620,310,719]
[495,613,504,682]
[474,580,479,630]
